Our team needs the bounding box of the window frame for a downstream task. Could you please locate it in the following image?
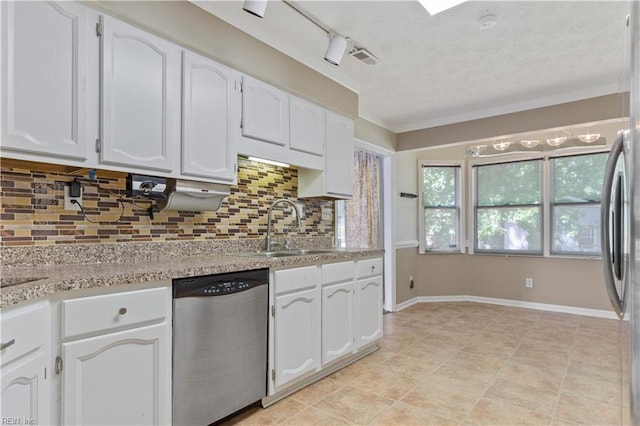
[418,160,465,254]
[472,157,545,255]
[548,150,609,257]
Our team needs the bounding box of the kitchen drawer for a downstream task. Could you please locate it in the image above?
[62,287,168,339]
[357,258,383,278]
[274,266,319,294]
[1,301,48,366]
[321,261,355,285]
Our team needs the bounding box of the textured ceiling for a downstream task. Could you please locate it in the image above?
[193,1,630,133]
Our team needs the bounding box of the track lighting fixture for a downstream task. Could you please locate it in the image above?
[243,0,267,18]
[324,34,348,66]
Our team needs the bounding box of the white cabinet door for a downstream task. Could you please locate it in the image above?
[241,75,289,146]
[100,15,180,172]
[325,112,354,198]
[182,50,240,183]
[62,322,170,426]
[356,275,383,348]
[274,287,321,388]
[1,349,49,425]
[289,97,324,156]
[321,281,355,365]
[1,1,89,161]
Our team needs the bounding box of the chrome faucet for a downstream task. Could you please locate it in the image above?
[265,199,302,251]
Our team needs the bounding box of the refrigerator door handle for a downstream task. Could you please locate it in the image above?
[601,132,625,319]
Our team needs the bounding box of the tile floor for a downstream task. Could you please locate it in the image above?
[222,302,628,425]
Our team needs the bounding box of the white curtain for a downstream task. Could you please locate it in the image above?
[345,151,380,249]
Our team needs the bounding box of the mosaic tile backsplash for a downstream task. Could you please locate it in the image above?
[0,157,334,246]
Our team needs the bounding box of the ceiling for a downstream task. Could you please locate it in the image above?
[192,1,631,134]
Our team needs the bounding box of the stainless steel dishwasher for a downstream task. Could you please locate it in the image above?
[172,269,268,425]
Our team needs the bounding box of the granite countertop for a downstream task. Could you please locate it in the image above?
[0,246,383,308]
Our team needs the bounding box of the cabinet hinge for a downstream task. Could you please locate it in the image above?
[95,21,102,37]
[271,305,275,317]
[44,367,47,380]
[240,116,243,129]
[95,139,101,153]
[55,356,63,375]
[271,369,275,381]
[239,81,243,92]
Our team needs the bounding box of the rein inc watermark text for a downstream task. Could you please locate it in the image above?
[1,418,35,425]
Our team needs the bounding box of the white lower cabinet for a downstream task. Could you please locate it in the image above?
[62,323,169,425]
[356,259,384,348]
[321,281,355,364]
[0,301,50,425]
[272,267,321,389]
[59,285,171,426]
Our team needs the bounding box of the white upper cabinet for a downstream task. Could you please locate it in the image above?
[181,50,240,183]
[99,15,180,173]
[325,112,354,197]
[1,1,90,162]
[241,75,289,147]
[289,96,325,156]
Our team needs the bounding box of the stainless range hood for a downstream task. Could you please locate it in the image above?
[157,179,230,212]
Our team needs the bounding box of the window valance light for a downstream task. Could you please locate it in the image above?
[466,133,605,158]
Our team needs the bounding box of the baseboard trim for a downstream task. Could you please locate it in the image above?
[395,295,618,319]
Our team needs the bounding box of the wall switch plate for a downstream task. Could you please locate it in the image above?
[321,208,332,221]
[525,278,534,288]
[64,186,82,211]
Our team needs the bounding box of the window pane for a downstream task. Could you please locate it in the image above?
[422,166,456,206]
[476,207,542,252]
[552,205,601,254]
[553,153,607,203]
[477,161,541,206]
[424,208,458,250]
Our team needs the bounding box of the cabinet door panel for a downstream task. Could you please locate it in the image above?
[290,97,324,156]
[325,112,354,197]
[100,15,179,172]
[62,322,170,425]
[182,50,240,183]
[1,1,88,160]
[322,282,355,364]
[356,276,383,348]
[274,288,320,388]
[242,76,289,146]
[1,349,49,425]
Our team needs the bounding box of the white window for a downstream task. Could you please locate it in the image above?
[419,162,463,253]
[550,152,608,255]
[474,160,543,254]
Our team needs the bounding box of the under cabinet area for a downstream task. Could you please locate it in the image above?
[0,301,50,425]
[321,261,356,365]
[58,285,172,425]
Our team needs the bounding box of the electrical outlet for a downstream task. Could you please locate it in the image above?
[525,278,534,288]
[64,185,82,211]
[321,208,332,221]
[409,275,414,289]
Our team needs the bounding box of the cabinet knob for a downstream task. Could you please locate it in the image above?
[0,339,15,351]
[371,266,375,272]
[118,307,127,315]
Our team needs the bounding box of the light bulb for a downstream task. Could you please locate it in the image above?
[578,133,601,143]
[492,141,511,151]
[546,136,567,147]
[520,140,540,149]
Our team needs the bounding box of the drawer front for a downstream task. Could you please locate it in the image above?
[274,266,319,294]
[62,287,168,339]
[1,301,48,366]
[321,261,355,285]
[357,258,383,278]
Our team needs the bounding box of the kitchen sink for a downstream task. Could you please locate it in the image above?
[239,249,338,258]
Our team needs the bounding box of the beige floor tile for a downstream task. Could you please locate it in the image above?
[400,381,483,422]
[281,406,351,425]
[380,353,440,378]
[465,398,550,425]
[555,394,621,425]
[399,340,459,363]
[510,348,570,373]
[569,345,620,367]
[561,373,621,406]
[442,350,509,380]
[483,378,559,416]
[327,360,373,386]
[290,377,344,405]
[370,401,458,426]
[348,366,420,400]
[313,385,394,424]
[566,359,621,385]
[497,362,564,392]
[222,399,305,425]
[517,337,573,356]
[356,348,397,367]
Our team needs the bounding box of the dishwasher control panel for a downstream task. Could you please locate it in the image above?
[173,269,268,298]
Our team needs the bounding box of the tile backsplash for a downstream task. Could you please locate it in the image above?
[0,157,334,246]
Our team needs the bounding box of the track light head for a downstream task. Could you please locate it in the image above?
[243,0,268,18]
[324,34,348,66]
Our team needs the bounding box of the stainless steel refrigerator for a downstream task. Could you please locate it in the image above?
[602,1,640,423]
